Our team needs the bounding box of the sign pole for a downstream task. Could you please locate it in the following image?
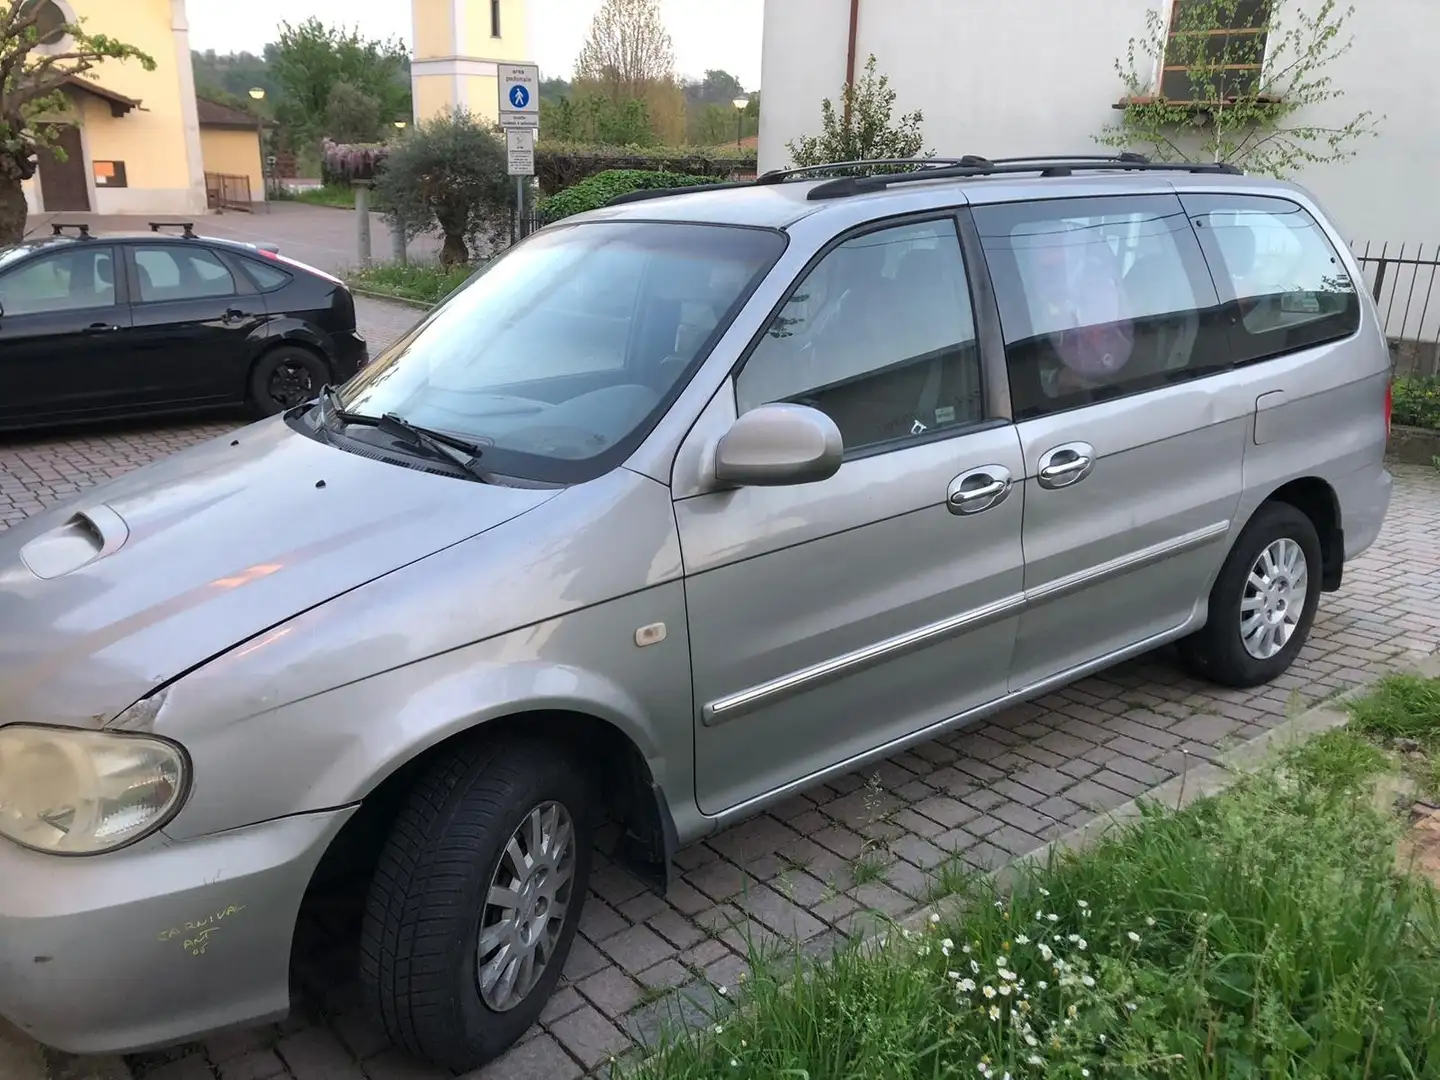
[499,62,540,247]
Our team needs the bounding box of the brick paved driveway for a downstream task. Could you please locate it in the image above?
[3,338,1437,1080]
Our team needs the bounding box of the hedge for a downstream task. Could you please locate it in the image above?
[534,142,756,195]
[541,169,724,219]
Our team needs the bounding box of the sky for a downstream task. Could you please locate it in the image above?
[186,0,765,90]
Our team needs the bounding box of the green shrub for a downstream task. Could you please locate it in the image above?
[533,141,755,195]
[541,169,722,220]
[1392,375,1440,431]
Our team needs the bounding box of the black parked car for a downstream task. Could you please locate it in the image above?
[0,222,368,431]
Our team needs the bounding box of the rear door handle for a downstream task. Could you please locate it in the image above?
[222,308,252,324]
[1036,442,1096,490]
[947,465,1013,515]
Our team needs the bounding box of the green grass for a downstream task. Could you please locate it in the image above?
[1347,673,1440,793]
[346,261,475,307]
[286,183,357,209]
[628,729,1440,1079]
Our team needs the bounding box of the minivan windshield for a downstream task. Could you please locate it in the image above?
[338,220,785,482]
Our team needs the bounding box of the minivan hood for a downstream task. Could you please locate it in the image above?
[0,417,556,728]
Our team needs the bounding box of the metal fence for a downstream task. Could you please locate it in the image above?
[1350,242,1440,378]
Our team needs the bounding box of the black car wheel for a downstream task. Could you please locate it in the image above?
[248,345,330,417]
[360,738,594,1072]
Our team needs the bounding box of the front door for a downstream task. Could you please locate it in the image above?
[37,125,91,212]
[0,244,134,424]
[971,193,1247,691]
[679,215,1026,817]
[123,243,268,407]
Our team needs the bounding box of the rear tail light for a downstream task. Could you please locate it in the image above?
[1384,381,1393,436]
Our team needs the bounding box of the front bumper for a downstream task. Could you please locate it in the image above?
[0,806,354,1055]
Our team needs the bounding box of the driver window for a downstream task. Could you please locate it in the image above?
[737,219,984,454]
[0,246,116,316]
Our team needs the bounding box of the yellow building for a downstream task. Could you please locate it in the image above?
[410,0,531,125]
[22,0,208,216]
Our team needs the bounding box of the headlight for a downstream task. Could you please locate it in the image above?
[0,724,189,855]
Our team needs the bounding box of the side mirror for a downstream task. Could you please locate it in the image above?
[713,403,843,488]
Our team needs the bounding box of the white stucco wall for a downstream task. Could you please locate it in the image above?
[760,0,1439,248]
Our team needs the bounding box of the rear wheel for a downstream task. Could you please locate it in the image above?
[359,739,593,1072]
[1178,501,1322,688]
[247,345,329,417]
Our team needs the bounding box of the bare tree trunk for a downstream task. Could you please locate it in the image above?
[0,173,28,246]
[440,231,469,267]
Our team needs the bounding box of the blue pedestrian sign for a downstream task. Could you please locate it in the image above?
[498,63,541,130]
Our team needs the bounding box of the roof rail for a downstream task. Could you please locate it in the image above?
[605,179,757,207]
[149,221,198,238]
[806,157,1242,200]
[50,223,93,239]
[754,157,989,185]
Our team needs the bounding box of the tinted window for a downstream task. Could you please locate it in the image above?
[238,258,292,292]
[739,219,984,453]
[339,222,784,484]
[0,246,116,315]
[133,245,236,303]
[1182,193,1360,363]
[974,194,1227,419]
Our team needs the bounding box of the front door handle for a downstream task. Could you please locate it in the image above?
[947,464,1013,516]
[1036,442,1096,490]
[222,309,246,323]
[84,322,119,333]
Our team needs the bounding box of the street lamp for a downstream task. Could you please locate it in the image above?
[732,95,748,148]
[248,88,269,206]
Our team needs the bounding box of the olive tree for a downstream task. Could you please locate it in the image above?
[374,109,511,266]
[1098,0,1380,178]
[0,0,155,243]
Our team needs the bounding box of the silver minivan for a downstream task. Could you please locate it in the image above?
[0,156,1393,1070]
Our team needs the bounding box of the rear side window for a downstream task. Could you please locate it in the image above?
[238,258,292,292]
[133,245,236,303]
[973,193,1229,420]
[1181,193,1360,364]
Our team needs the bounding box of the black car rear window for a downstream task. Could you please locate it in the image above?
[238,258,292,292]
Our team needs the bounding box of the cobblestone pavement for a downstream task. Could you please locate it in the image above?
[3,354,1438,1080]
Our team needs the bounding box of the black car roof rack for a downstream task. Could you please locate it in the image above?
[149,221,198,238]
[50,223,93,239]
[602,152,1242,208]
[805,154,1242,200]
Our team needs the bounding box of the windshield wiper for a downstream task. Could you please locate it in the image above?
[373,412,489,482]
[314,393,488,482]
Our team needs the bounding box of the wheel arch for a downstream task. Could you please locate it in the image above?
[301,708,678,926]
[1261,476,1343,591]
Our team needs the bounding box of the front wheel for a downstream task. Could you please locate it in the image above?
[359,740,594,1072]
[1178,501,1323,689]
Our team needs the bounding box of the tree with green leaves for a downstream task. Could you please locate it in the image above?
[0,0,155,243]
[1098,0,1380,178]
[269,19,410,150]
[374,110,510,267]
[324,80,382,144]
[786,55,929,169]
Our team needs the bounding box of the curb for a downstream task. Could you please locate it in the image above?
[347,286,434,311]
[892,647,1440,938]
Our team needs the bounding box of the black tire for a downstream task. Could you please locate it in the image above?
[247,345,329,417]
[359,739,594,1072]
[1178,501,1322,689]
